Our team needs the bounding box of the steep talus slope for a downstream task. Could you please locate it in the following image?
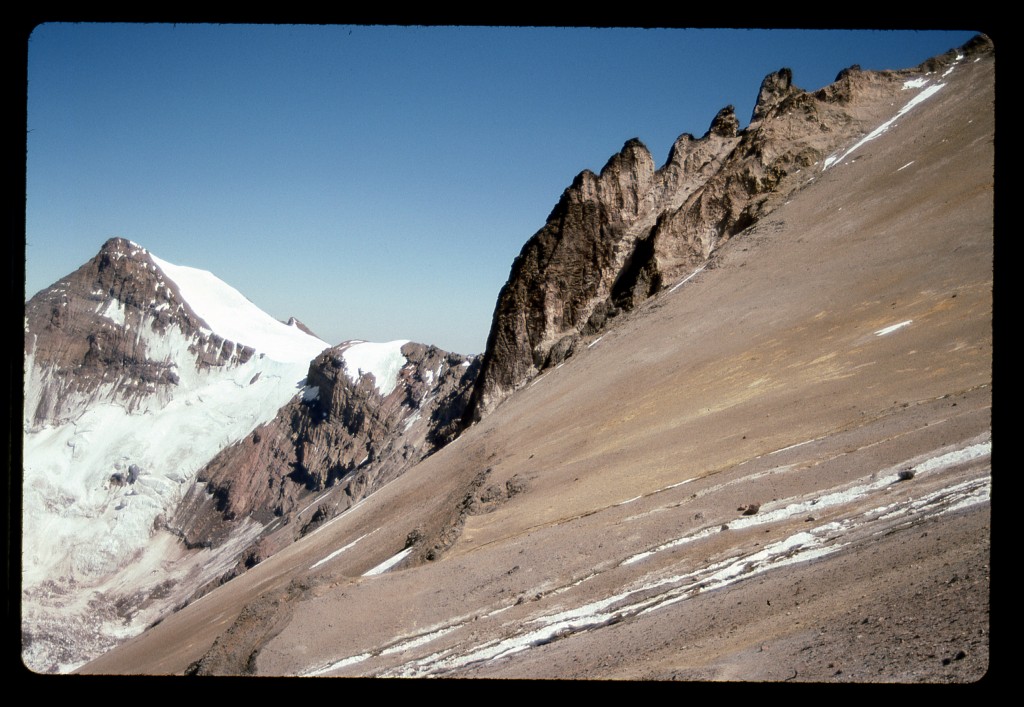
[80,37,991,680]
[464,35,993,424]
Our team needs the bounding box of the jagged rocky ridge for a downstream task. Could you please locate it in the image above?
[25,35,992,675]
[463,36,992,423]
[170,341,479,581]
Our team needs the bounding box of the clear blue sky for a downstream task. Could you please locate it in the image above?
[25,25,979,354]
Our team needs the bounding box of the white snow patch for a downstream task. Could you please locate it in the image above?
[341,340,409,396]
[770,435,825,455]
[875,320,912,336]
[913,441,990,473]
[305,653,372,676]
[586,336,603,349]
[363,547,414,576]
[902,77,929,89]
[403,410,422,433]
[97,299,126,326]
[381,626,459,656]
[297,489,334,518]
[302,386,320,402]
[621,525,720,566]
[663,477,694,491]
[897,161,915,171]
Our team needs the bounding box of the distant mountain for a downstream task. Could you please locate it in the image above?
[22,238,330,671]
[169,339,479,597]
[21,239,477,672]
[38,35,993,679]
[24,237,324,428]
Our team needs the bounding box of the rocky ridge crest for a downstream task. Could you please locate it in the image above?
[463,37,990,423]
[169,341,479,581]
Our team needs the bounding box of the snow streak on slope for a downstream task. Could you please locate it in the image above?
[343,439,989,678]
[875,320,913,336]
[363,547,414,576]
[823,57,964,171]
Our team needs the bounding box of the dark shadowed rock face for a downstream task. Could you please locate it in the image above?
[24,237,255,427]
[170,341,480,557]
[462,41,985,424]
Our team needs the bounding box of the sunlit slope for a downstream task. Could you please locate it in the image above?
[81,46,991,679]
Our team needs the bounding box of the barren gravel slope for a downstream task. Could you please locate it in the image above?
[80,48,992,681]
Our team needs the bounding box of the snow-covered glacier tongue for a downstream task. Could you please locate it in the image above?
[22,238,330,673]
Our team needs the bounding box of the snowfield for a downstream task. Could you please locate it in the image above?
[340,339,411,396]
[22,248,331,672]
[150,253,329,363]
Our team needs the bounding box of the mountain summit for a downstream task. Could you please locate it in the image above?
[28,35,993,679]
[22,238,332,670]
[22,239,478,672]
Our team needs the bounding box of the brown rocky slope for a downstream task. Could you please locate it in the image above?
[80,36,992,680]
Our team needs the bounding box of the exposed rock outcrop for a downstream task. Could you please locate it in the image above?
[284,316,320,339]
[462,123,740,422]
[463,40,986,424]
[170,341,480,556]
[24,237,256,427]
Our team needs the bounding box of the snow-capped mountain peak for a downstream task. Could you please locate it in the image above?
[21,238,331,672]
